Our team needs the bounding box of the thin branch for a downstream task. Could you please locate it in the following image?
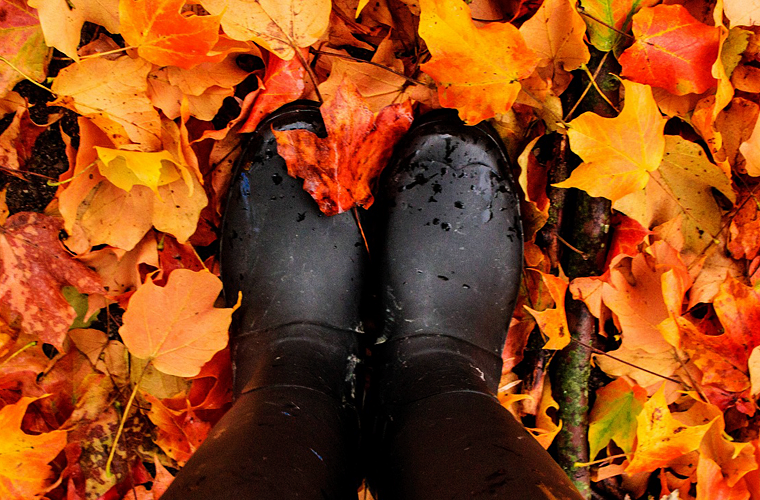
[564,51,614,122]
[570,338,683,385]
[295,48,323,103]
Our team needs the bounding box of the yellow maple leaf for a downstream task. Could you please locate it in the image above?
[627,386,719,473]
[94,147,182,195]
[554,79,666,202]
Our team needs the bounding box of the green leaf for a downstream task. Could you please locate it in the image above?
[589,378,647,459]
[62,286,99,329]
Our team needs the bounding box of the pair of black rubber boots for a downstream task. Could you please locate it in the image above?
[162,104,583,499]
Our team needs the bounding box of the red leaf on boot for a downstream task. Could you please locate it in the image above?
[273,79,413,216]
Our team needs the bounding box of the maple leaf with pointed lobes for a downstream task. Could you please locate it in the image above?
[0,396,67,499]
[417,0,539,124]
[119,269,237,377]
[627,386,719,474]
[554,79,667,203]
[0,213,105,349]
[119,0,225,69]
[619,5,720,96]
[274,80,413,216]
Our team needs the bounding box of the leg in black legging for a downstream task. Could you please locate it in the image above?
[162,104,363,500]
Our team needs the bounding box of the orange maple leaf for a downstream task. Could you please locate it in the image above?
[0,212,105,349]
[417,0,539,124]
[273,79,413,216]
[619,5,720,96]
[0,396,67,499]
[119,269,237,377]
[119,0,225,69]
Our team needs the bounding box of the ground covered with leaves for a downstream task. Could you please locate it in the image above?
[2,0,760,498]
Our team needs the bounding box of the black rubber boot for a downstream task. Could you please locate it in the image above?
[367,112,583,499]
[161,103,364,500]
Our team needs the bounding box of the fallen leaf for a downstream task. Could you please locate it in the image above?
[95,147,182,195]
[527,374,562,449]
[613,135,735,256]
[51,56,161,150]
[147,53,253,121]
[589,378,647,459]
[619,5,720,95]
[724,0,760,29]
[519,0,589,94]
[274,79,413,215]
[29,0,119,61]
[119,269,235,377]
[523,270,570,350]
[77,231,158,297]
[0,104,46,175]
[0,213,105,349]
[119,0,224,69]
[199,0,331,60]
[0,396,67,499]
[751,347,760,397]
[0,0,49,99]
[554,79,667,202]
[318,39,412,113]
[417,0,539,124]
[627,386,718,473]
[712,276,760,370]
[715,97,758,171]
[595,343,680,388]
[145,393,211,465]
[579,0,656,52]
[696,455,752,500]
[602,241,690,354]
[239,52,306,133]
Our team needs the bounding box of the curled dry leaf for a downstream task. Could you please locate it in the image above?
[119,269,237,377]
[274,79,413,215]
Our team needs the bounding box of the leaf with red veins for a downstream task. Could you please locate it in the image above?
[619,5,720,95]
[0,213,105,349]
[274,79,413,216]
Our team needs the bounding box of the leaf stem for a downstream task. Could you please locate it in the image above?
[0,341,37,367]
[79,46,136,60]
[294,48,323,103]
[106,360,149,476]
[0,56,56,96]
[563,51,614,122]
[570,338,683,385]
